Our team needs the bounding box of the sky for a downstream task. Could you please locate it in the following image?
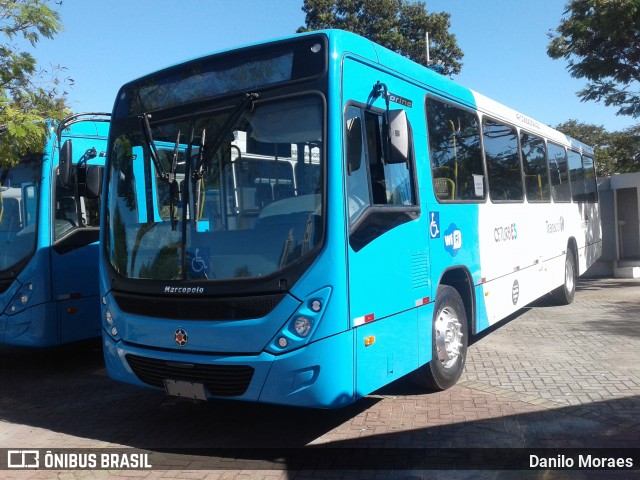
[25,0,636,133]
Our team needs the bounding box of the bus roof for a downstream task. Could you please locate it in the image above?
[117,29,593,155]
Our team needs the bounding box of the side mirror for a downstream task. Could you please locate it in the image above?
[59,139,73,186]
[387,109,410,164]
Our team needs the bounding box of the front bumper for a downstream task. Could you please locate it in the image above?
[103,328,355,408]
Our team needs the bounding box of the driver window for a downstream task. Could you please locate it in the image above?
[345,106,371,224]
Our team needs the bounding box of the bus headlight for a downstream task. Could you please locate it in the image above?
[294,316,312,337]
[266,287,331,355]
[102,303,120,340]
[6,282,34,315]
[105,310,113,326]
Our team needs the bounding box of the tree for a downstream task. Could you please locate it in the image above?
[609,125,640,173]
[555,119,640,176]
[0,0,68,169]
[297,0,463,76]
[555,120,615,176]
[547,0,640,119]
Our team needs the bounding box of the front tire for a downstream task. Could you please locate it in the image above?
[412,285,468,391]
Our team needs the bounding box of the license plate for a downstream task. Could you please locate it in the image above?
[163,379,207,400]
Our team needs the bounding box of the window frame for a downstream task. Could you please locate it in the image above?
[425,95,487,204]
[344,101,420,251]
[481,116,525,204]
[548,141,572,203]
[519,130,551,203]
[581,153,598,203]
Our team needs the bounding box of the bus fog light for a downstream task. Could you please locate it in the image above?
[111,326,118,336]
[278,337,288,348]
[294,317,312,337]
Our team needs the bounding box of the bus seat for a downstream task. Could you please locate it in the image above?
[255,183,273,208]
[273,184,294,200]
[434,177,455,200]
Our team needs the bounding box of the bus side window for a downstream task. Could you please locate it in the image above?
[483,118,523,202]
[548,143,571,202]
[345,105,418,220]
[582,155,598,203]
[521,132,550,202]
[345,106,370,224]
[426,97,485,202]
[568,150,586,202]
[344,103,419,250]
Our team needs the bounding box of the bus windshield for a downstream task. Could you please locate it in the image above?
[0,157,41,272]
[106,95,324,282]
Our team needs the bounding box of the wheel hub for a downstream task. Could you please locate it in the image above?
[566,259,575,293]
[434,306,464,369]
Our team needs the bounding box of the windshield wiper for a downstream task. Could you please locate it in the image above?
[168,131,182,231]
[193,92,258,179]
[139,113,171,183]
[170,131,181,184]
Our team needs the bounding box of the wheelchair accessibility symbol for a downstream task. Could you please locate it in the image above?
[190,248,209,274]
[429,211,440,239]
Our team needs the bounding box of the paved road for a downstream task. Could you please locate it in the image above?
[1,277,639,479]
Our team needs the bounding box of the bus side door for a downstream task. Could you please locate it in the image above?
[342,58,430,396]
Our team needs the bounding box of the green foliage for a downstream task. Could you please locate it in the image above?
[297,0,463,75]
[609,124,640,173]
[547,0,640,118]
[555,119,640,175]
[0,0,69,168]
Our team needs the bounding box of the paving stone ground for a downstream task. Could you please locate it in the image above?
[1,277,639,479]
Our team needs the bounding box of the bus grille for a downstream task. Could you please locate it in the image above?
[113,291,285,320]
[125,354,254,397]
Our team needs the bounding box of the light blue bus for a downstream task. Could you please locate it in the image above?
[101,30,601,408]
[0,113,110,346]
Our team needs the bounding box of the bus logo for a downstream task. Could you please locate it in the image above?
[175,328,188,347]
[512,280,520,305]
[388,92,413,108]
[546,217,565,234]
[444,223,462,256]
[7,450,39,468]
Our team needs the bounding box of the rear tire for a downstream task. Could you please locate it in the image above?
[412,285,468,391]
[551,251,576,305]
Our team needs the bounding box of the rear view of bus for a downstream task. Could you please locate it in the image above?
[0,113,109,346]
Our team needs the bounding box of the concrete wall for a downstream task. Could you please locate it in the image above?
[588,173,640,277]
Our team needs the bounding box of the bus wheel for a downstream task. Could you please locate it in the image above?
[412,285,468,391]
[552,251,576,305]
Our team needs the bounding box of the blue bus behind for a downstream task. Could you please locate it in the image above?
[0,113,110,346]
